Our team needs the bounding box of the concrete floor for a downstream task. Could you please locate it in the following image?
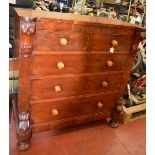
[10,114,146,155]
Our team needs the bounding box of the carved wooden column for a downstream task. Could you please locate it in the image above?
[108,30,144,128]
[16,17,36,151]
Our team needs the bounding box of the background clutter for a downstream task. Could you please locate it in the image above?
[33,0,146,26]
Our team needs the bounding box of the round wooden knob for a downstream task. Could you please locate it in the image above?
[57,62,65,70]
[102,81,108,87]
[23,54,29,58]
[97,102,103,108]
[54,86,62,92]
[60,38,68,46]
[106,60,113,67]
[111,40,118,46]
[51,109,58,116]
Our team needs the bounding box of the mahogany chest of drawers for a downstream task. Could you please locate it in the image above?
[12,8,144,150]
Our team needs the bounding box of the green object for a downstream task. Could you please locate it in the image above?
[127,0,132,22]
[72,0,75,10]
[82,0,87,13]
[99,12,108,17]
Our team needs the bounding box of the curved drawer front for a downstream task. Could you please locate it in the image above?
[90,34,133,52]
[31,73,122,100]
[33,31,90,51]
[32,54,128,76]
[30,93,117,124]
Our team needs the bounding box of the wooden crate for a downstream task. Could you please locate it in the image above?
[121,102,146,124]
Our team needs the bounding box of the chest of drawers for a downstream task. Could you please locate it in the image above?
[12,8,145,151]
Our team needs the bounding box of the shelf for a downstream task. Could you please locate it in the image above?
[103,3,129,6]
[103,2,121,5]
[121,4,129,7]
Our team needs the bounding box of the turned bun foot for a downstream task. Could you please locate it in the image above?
[17,142,30,151]
[17,112,32,151]
[109,119,119,128]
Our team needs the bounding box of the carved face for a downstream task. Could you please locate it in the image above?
[21,22,35,35]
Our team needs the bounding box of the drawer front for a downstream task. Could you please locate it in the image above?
[90,34,133,52]
[32,112,110,133]
[32,54,128,76]
[31,73,122,100]
[30,93,117,124]
[33,31,90,51]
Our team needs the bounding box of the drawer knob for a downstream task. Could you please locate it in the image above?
[60,38,68,46]
[23,54,29,58]
[57,62,65,70]
[102,81,108,87]
[51,109,59,116]
[97,102,103,108]
[106,60,113,67]
[111,40,118,47]
[54,85,62,92]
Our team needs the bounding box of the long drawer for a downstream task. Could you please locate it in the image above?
[31,73,122,100]
[32,54,128,76]
[30,93,117,124]
[33,31,90,51]
[32,112,110,133]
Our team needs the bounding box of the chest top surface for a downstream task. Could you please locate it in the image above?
[14,8,145,31]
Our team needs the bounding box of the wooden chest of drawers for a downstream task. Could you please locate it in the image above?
[12,8,145,151]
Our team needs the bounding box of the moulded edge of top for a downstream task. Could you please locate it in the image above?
[14,8,145,31]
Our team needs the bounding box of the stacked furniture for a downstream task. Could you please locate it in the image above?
[12,8,144,150]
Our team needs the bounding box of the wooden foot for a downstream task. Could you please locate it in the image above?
[17,112,32,151]
[109,119,119,128]
[108,97,124,128]
[17,142,30,151]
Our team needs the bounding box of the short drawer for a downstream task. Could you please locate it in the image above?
[32,54,128,76]
[33,31,90,51]
[31,73,122,100]
[30,93,117,124]
[90,34,133,52]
